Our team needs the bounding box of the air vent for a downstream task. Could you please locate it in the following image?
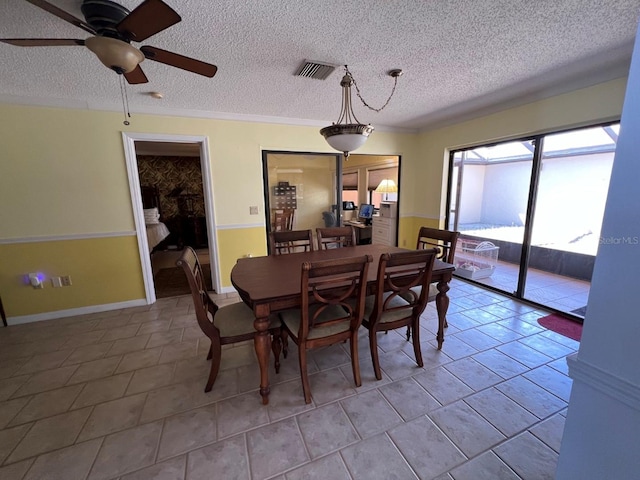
[294,60,336,80]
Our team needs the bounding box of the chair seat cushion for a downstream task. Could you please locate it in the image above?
[280,304,352,340]
[362,293,411,324]
[399,283,438,303]
[215,302,280,338]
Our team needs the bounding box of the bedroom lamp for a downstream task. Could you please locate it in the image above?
[320,66,402,159]
[375,178,397,201]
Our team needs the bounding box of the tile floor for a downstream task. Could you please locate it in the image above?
[459,259,590,317]
[0,279,577,479]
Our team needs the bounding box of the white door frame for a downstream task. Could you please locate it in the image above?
[122,132,221,304]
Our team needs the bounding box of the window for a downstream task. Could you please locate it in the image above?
[342,171,359,204]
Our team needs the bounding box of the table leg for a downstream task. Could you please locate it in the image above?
[0,296,6,327]
[435,277,451,350]
[253,307,271,405]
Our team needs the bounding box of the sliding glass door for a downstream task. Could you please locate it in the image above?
[523,126,617,316]
[450,141,534,294]
[448,123,618,318]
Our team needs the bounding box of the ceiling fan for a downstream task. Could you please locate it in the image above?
[0,0,218,84]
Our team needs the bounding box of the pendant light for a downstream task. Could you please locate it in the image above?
[320,66,402,159]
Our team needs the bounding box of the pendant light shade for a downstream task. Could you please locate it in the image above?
[321,123,373,154]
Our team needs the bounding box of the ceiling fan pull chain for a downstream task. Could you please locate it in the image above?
[119,75,131,126]
[123,78,132,121]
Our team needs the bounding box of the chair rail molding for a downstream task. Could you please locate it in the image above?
[567,353,640,411]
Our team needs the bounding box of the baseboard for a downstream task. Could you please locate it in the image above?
[217,286,238,295]
[6,299,148,326]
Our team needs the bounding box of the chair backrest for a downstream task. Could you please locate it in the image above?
[416,227,460,264]
[316,226,357,250]
[274,209,295,231]
[369,249,438,324]
[269,229,315,255]
[176,246,218,339]
[298,254,372,340]
[322,211,337,227]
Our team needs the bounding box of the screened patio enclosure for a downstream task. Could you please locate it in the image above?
[447,123,619,318]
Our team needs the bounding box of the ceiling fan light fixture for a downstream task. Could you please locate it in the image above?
[85,36,144,73]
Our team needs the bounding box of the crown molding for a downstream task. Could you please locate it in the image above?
[0,94,416,134]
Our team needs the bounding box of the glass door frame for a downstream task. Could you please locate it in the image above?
[261,150,342,245]
[446,120,619,305]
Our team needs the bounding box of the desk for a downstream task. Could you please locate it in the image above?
[231,244,455,404]
[345,221,372,245]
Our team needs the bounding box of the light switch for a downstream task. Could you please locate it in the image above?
[249,206,259,215]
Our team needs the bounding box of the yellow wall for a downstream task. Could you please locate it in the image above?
[0,103,417,317]
[216,227,268,283]
[0,236,145,316]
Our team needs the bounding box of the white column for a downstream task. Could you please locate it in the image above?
[556,19,640,479]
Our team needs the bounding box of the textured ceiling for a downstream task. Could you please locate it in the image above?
[1,0,639,130]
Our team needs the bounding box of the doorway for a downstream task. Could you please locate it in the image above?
[123,133,220,304]
[262,151,341,249]
[261,151,401,250]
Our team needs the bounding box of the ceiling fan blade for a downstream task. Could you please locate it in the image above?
[116,0,181,42]
[25,0,95,35]
[0,38,85,47]
[140,46,218,78]
[124,65,149,85]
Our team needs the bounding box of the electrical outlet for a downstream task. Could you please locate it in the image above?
[28,273,44,289]
[249,206,259,215]
[51,276,63,288]
[61,275,72,286]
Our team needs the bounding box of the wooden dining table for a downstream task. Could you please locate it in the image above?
[230,244,455,404]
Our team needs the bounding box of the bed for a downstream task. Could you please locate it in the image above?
[141,186,170,252]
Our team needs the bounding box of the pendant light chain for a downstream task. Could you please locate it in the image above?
[345,65,400,113]
[320,65,401,159]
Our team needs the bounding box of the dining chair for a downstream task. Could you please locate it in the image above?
[405,227,460,335]
[273,209,295,231]
[362,249,437,380]
[279,254,372,403]
[177,246,283,392]
[269,229,315,255]
[316,226,356,249]
[416,227,460,263]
